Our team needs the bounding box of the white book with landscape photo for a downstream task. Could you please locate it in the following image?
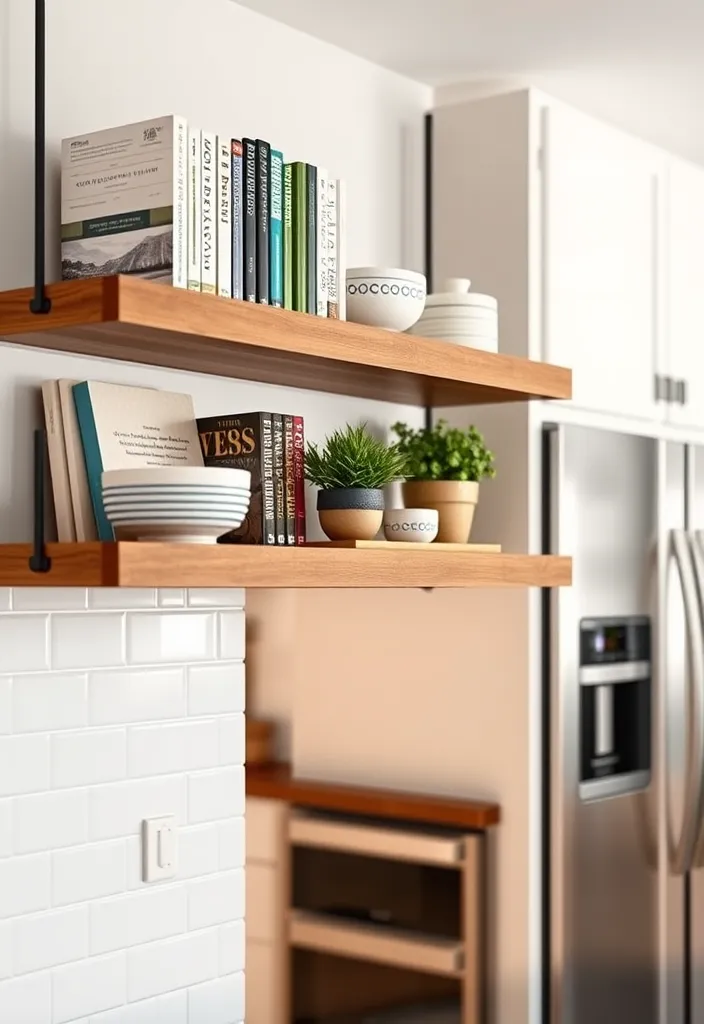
[72,382,203,541]
[61,115,188,287]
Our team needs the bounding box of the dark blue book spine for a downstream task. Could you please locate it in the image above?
[71,382,114,541]
[269,150,283,307]
[255,139,270,304]
[242,138,257,302]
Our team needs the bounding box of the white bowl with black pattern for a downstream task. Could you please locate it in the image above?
[346,267,426,332]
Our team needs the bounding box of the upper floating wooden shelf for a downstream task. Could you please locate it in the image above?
[0,277,571,407]
[0,543,571,589]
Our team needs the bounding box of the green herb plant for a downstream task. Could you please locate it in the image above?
[392,419,496,482]
[305,423,408,491]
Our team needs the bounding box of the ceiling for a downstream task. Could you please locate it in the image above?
[236,0,704,163]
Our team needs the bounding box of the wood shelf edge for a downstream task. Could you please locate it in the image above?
[246,761,501,830]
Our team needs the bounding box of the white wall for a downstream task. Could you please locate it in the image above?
[0,1,432,1016]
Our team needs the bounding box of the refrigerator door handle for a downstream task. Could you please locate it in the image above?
[689,529,704,868]
[669,529,704,875]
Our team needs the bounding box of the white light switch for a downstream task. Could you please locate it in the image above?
[142,815,178,882]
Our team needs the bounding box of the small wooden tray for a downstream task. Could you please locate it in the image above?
[304,540,502,552]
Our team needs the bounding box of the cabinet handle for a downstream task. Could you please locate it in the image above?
[680,380,688,405]
[655,375,667,402]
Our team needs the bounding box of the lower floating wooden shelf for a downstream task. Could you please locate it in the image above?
[0,542,571,589]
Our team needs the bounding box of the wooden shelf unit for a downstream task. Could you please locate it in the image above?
[0,542,571,589]
[0,276,571,406]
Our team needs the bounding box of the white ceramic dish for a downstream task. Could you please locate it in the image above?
[102,467,251,489]
[382,508,439,543]
[416,307,498,323]
[424,277,498,311]
[113,522,235,544]
[103,493,250,505]
[102,485,251,497]
[104,503,250,515]
[415,321,499,336]
[346,267,426,332]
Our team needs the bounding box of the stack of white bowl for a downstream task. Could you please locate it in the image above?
[101,467,251,544]
[408,278,499,353]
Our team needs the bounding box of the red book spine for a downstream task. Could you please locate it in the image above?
[293,415,306,545]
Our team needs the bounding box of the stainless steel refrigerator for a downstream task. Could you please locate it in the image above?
[543,423,704,1024]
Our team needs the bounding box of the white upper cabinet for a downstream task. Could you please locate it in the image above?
[665,158,704,430]
[541,104,663,420]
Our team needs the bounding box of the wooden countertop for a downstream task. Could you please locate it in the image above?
[246,762,500,831]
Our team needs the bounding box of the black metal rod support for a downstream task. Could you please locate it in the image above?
[29,429,51,573]
[29,0,51,315]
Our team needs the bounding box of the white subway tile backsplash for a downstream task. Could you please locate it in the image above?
[52,950,127,1023]
[52,841,126,907]
[187,589,245,609]
[187,662,245,717]
[0,677,11,734]
[0,800,11,859]
[52,728,126,789]
[91,885,186,955]
[90,989,188,1023]
[0,595,245,1014]
[217,611,246,660]
[0,615,48,672]
[89,776,187,841]
[188,766,245,825]
[188,869,245,931]
[187,972,245,1024]
[0,971,51,1022]
[12,588,87,611]
[128,719,219,778]
[218,919,245,976]
[52,613,125,670]
[90,667,186,726]
[0,854,50,919]
[13,789,88,854]
[0,920,12,979]
[89,589,157,610]
[127,928,218,1002]
[219,713,245,767]
[0,735,50,796]
[219,818,245,871]
[15,906,88,975]
[127,612,216,664]
[13,672,87,733]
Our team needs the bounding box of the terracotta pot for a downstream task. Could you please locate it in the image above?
[317,488,384,542]
[402,480,479,544]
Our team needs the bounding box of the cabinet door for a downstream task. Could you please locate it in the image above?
[666,158,704,429]
[543,104,662,419]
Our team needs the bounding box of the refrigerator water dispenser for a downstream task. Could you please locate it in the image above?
[578,617,651,801]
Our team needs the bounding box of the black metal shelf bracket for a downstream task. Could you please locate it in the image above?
[30,0,51,315]
[29,429,51,573]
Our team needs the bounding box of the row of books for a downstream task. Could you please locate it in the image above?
[60,114,346,317]
[41,380,307,546]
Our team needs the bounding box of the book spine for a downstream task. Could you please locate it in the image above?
[231,141,244,300]
[269,150,283,308]
[325,179,339,318]
[71,383,114,542]
[187,129,201,291]
[283,163,293,310]
[292,416,306,545]
[255,140,270,304]
[201,131,217,295]
[172,116,188,289]
[261,413,276,545]
[272,414,285,544]
[292,163,307,312]
[306,165,317,314]
[336,178,347,320]
[42,381,76,543]
[242,139,257,302]
[283,414,296,545]
[57,379,97,542]
[216,138,232,298]
[316,168,329,316]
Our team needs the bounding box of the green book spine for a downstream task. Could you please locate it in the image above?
[283,164,293,311]
[71,382,114,542]
[291,162,307,312]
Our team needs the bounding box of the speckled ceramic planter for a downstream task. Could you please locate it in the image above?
[316,488,384,542]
